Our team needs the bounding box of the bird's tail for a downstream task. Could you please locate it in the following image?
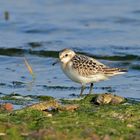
[103,68,128,76]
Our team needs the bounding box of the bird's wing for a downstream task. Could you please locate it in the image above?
[101,67,127,76]
[71,54,108,77]
[82,54,107,68]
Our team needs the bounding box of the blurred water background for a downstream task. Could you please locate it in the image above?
[0,0,140,108]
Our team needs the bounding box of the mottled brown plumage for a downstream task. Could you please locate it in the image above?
[71,54,126,77]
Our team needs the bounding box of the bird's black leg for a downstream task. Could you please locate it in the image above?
[80,85,85,96]
[89,83,93,95]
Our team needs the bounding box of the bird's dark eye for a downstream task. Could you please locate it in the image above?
[65,54,68,57]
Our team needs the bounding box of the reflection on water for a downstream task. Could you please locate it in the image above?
[0,0,140,108]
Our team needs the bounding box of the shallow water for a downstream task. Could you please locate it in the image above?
[0,0,140,107]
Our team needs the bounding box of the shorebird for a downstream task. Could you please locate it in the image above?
[57,48,127,96]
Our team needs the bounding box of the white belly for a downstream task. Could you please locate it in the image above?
[61,62,108,85]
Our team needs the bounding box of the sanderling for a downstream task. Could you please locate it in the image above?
[58,48,127,96]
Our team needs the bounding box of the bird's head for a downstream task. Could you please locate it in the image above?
[59,49,76,63]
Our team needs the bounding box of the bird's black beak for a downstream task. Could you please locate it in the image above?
[52,59,59,66]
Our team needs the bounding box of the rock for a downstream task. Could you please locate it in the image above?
[0,132,6,136]
[103,135,111,140]
[0,103,13,111]
[59,104,79,111]
[26,100,79,112]
[94,93,125,105]
[27,100,60,111]
[127,124,134,128]
[47,113,53,117]
[4,103,13,111]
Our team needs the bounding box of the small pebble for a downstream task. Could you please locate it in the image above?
[127,124,134,128]
[47,113,52,117]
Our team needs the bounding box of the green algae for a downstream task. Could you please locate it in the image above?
[0,93,54,106]
[0,93,54,101]
[0,94,140,140]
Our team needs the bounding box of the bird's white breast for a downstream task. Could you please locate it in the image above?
[61,62,82,83]
[61,62,108,85]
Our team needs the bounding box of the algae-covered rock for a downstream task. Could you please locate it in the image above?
[26,100,60,111]
[26,100,79,112]
[94,93,126,105]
